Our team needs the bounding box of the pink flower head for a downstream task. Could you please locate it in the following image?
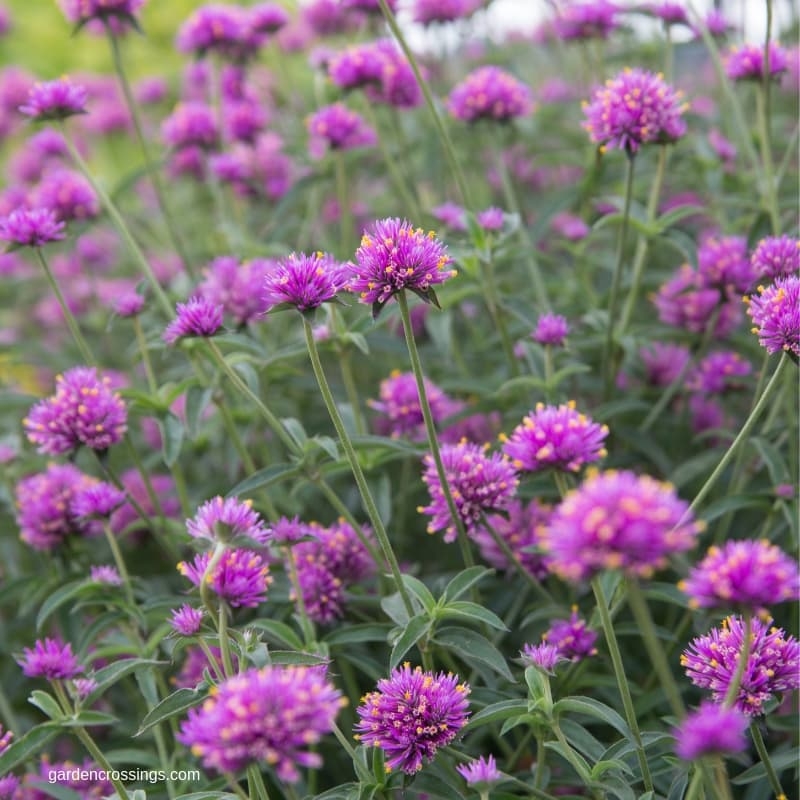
[708,128,736,168]
[57,0,145,30]
[249,2,290,34]
[110,469,180,536]
[71,481,126,520]
[725,42,789,81]
[355,663,470,774]
[306,103,377,156]
[686,350,751,394]
[674,702,748,761]
[162,102,219,150]
[176,3,254,61]
[751,235,799,281]
[24,366,128,455]
[521,642,564,673]
[263,251,346,314]
[533,313,570,346]
[582,67,688,154]
[541,469,703,581]
[34,169,99,222]
[644,2,689,26]
[19,76,88,120]
[0,207,65,246]
[697,233,754,292]
[113,290,145,317]
[744,276,800,356]
[543,607,598,661]
[414,0,478,25]
[432,202,467,231]
[638,341,690,387]
[551,211,589,241]
[448,66,533,123]
[170,604,204,636]
[186,496,269,546]
[178,548,272,608]
[553,0,620,41]
[456,754,501,787]
[18,637,83,679]
[163,297,224,345]
[197,256,272,326]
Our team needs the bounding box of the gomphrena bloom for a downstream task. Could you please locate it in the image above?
[582,68,688,154]
[501,401,609,474]
[263,251,346,313]
[520,642,564,673]
[639,342,690,387]
[110,469,180,536]
[532,312,570,346]
[686,350,751,394]
[349,218,455,314]
[725,42,789,81]
[163,297,224,345]
[355,663,470,774]
[70,481,126,520]
[682,615,800,716]
[90,564,122,585]
[34,168,99,222]
[456,754,502,787]
[0,207,65,246]
[674,702,748,761]
[541,469,703,581]
[679,539,800,610]
[24,366,128,455]
[250,2,289,34]
[552,0,620,40]
[645,2,689,26]
[19,76,88,120]
[18,637,83,680]
[751,235,799,281]
[414,0,478,25]
[476,206,504,231]
[178,665,345,781]
[306,103,377,155]
[543,607,598,661]
[744,276,800,356]
[161,102,219,150]
[113,290,145,317]
[176,3,253,61]
[169,604,204,636]
[448,66,533,123]
[178,549,272,608]
[697,234,754,292]
[420,440,518,543]
[186,496,270,546]
[57,0,146,29]
[197,256,272,327]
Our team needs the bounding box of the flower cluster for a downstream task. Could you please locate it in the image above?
[744,276,800,356]
[448,66,533,123]
[553,0,620,40]
[521,642,564,673]
[186,496,270,546]
[414,0,478,25]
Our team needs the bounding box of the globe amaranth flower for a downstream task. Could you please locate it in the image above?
[553,0,620,41]
[682,615,800,716]
[456,754,502,787]
[674,702,748,761]
[186,496,270,546]
[113,290,145,317]
[307,103,376,157]
[18,637,83,680]
[644,2,689,26]
[16,463,99,550]
[57,0,146,30]
[679,539,800,611]
[110,469,179,536]
[543,607,598,661]
[448,66,533,123]
[686,350,751,394]
[179,665,345,781]
[178,549,272,608]
[725,42,789,81]
[34,169,99,222]
[24,366,128,455]
[532,312,570,346]
[419,440,518,543]
[249,2,289,34]
[163,297,224,345]
[551,211,590,241]
[476,206,504,231]
[162,102,219,150]
[751,235,799,281]
[0,206,65,246]
[89,564,122,585]
[638,341,690,387]
[501,401,608,474]
[414,0,478,25]
[355,663,470,774]
[582,67,688,154]
[170,604,204,636]
[71,481,126,520]
[176,3,254,61]
[432,202,467,232]
[541,469,703,581]
[520,642,564,673]
[697,234,754,292]
[744,276,800,356]
[19,76,88,120]
[348,218,455,315]
[197,256,273,327]
[263,251,346,313]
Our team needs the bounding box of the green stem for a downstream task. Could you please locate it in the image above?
[217,602,236,677]
[397,291,474,570]
[602,153,636,399]
[334,150,354,257]
[755,83,780,234]
[552,720,594,789]
[591,576,654,793]
[103,523,135,608]
[246,765,271,800]
[534,732,547,790]
[552,471,571,500]
[332,721,360,762]
[35,249,95,365]
[0,683,20,735]
[625,578,684,718]
[302,319,415,617]
[483,247,519,376]
[338,349,367,436]
[283,545,317,648]
[750,721,787,800]
[723,613,752,709]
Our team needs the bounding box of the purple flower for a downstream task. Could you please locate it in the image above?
[697,234,754,292]
[174,645,232,688]
[456,754,501,787]
[19,76,88,120]
[307,103,377,155]
[161,102,219,150]
[24,366,128,455]
[419,440,518,543]
[71,481,126,520]
[744,276,800,356]
[34,169,99,221]
[688,394,727,435]
[532,313,570,346]
[644,2,689,26]
[520,642,564,673]
[0,207,65,246]
[222,99,268,144]
[751,235,799,281]
[679,539,800,611]
[553,0,620,41]
[72,677,98,700]
[263,251,346,313]
[543,607,598,661]
[725,42,789,81]
[113,290,145,317]
[0,775,19,799]
[448,66,533,123]
[178,665,345,780]
[502,401,608,474]
[18,637,83,680]
[57,0,145,29]
[249,2,289,34]
[0,725,12,755]
[476,206,504,231]
[551,211,589,241]
[682,615,800,716]
[708,128,737,168]
[639,342,691,387]
[348,218,455,314]
[178,548,272,608]
[170,604,204,636]
[163,298,224,345]
[90,565,122,585]
[186,496,270,546]
[294,561,345,624]
[355,663,470,774]
[414,0,478,25]
[686,351,751,394]
[541,469,703,581]
[15,464,100,550]
[432,202,467,232]
[197,256,272,326]
[698,8,734,38]
[176,4,254,61]
[674,702,748,761]
[110,469,180,536]
[582,67,688,153]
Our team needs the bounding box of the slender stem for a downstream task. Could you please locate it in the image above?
[625,578,684,718]
[534,732,547,790]
[684,764,704,800]
[334,151,353,257]
[688,354,790,515]
[196,638,225,683]
[723,614,752,709]
[217,602,235,677]
[750,721,787,799]
[397,291,474,569]
[552,721,594,789]
[591,576,654,793]
[552,471,570,500]
[602,154,636,399]
[133,316,158,393]
[302,318,415,617]
[664,24,674,80]
[332,721,360,762]
[483,247,519,376]
[34,249,95,365]
[619,145,668,334]
[0,683,20,735]
[755,84,780,234]
[225,774,250,800]
[283,545,317,648]
[376,0,472,207]
[247,764,272,800]
[103,523,135,607]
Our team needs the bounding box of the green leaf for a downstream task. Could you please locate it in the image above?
[314,435,339,462]
[28,690,65,721]
[699,493,770,523]
[84,658,166,706]
[184,386,213,440]
[442,566,493,603]
[15,780,82,800]
[136,688,205,736]
[36,579,88,630]
[554,696,632,739]
[267,650,330,666]
[0,723,59,774]
[281,417,308,448]
[462,699,529,732]
[401,575,436,613]
[751,436,790,485]
[324,623,392,645]
[590,759,631,781]
[653,204,706,231]
[175,794,238,800]
[225,464,301,498]
[731,748,798,784]
[389,615,432,670]
[381,591,411,627]
[544,739,592,782]
[61,710,118,727]
[247,619,305,650]
[434,626,514,681]
[440,601,508,631]
[158,412,184,467]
